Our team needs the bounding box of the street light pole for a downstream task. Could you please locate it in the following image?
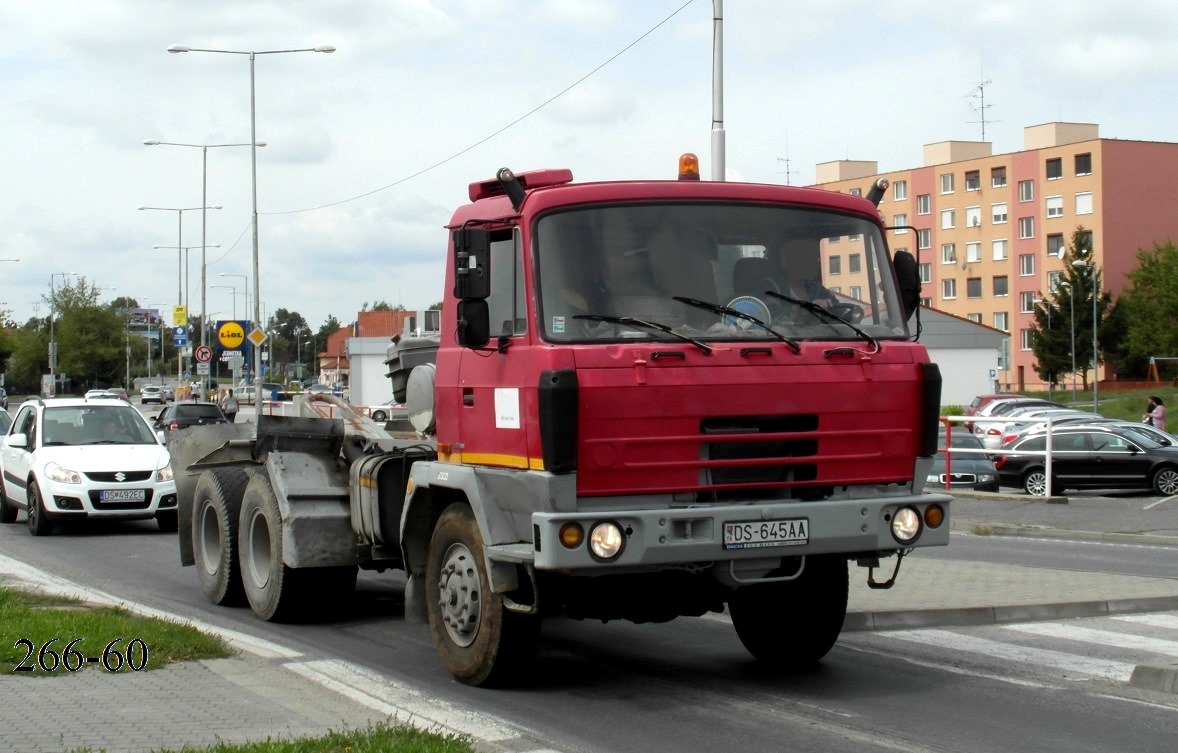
[167,42,335,418]
[1072,260,1099,413]
[48,272,75,397]
[1057,281,1075,403]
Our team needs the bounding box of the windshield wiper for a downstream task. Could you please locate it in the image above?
[672,296,800,354]
[573,314,713,353]
[763,291,878,349]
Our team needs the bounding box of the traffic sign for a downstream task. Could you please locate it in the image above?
[194,345,213,363]
[173,325,188,347]
[217,320,246,350]
[247,327,268,347]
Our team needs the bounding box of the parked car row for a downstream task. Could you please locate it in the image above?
[965,393,1178,496]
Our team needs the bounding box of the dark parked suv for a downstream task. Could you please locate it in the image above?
[152,403,229,432]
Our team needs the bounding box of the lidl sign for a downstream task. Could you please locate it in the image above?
[216,320,249,351]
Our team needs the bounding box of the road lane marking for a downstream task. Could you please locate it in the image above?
[1005,622,1178,657]
[1143,494,1176,510]
[1114,613,1178,630]
[877,628,1135,681]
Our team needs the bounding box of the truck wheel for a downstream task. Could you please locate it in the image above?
[425,503,539,686]
[193,469,251,606]
[238,474,305,621]
[728,555,847,669]
[26,481,53,536]
[0,478,16,524]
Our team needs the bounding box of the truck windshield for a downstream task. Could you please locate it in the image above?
[535,202,910,343]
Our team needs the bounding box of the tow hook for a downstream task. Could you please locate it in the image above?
[862,550,906,590]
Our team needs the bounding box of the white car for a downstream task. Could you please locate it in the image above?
[0,397,178,535]
[368,402,408,423]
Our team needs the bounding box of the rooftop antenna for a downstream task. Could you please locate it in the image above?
[775,134,799,186]
[966,75,998,142]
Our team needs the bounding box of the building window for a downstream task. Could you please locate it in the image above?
[1020,291,1036,313]
[917,228,931,250]
[828,286,841,294]
[941,173,955,194]
[919,262,931,284]
[942,279,957,299]
[1020,329,1035,351]
[966,278,982,298]
[829,255,841,275]
[992,202,1008,224]
[941,208,956,229]
[1046,158,1063,180]
[1047,233,1065,257]
[966,242,981,263]
[1048,270,1064,291]
[1075,153,1092,176]
[992,166,1007,188]
[894,180,908,200]
[849,253,861,274]
[1019,179,1034,202]
[1019,253,1035,276]
[921,297,933,308]
[942,243,957,264]
[992,239,1008,261]
[1019,217,1034,239]
[849,187,862,197]
[993,275,1009,297]
[994,311,1009,331]
[850,285,862,300]
[1075,192,1093,214]
[1046,195,1064,218]
[967,313,982,323]
[965,170,981,191]
[893,214,908,233]
[917,194,931,214]
[965,206,982,227]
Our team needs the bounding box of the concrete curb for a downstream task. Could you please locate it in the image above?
[949,520,1178,548]
[1130,662,1178,693]
[845,594,1178,633]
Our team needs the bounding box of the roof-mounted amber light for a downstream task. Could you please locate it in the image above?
[678,153,701,181]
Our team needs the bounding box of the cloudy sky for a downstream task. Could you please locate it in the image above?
[4,0,1176,334]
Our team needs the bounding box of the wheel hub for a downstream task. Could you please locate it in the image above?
[437,542,481,647]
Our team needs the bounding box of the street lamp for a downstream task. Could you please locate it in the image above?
[1057,281,1075,403]
[144,139,263,356]
[1072,260,1100,413]
[168,42,335,416]
[218,273,250,318]
[210,285,241,318]
[48,272,76,397]
[152,244,221,313]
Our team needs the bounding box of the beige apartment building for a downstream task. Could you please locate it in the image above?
[810,122,1178,391]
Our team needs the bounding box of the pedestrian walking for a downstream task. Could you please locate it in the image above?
[1144,395,1167,433]
[220,389,240,423]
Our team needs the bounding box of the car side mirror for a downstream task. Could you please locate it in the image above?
[4,433,28,450]
[156,430,167,444]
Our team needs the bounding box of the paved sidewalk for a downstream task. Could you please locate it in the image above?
[3,491,1178,752]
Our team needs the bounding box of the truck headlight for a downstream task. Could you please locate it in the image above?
[588,522,625,561]
[891,506,922,544]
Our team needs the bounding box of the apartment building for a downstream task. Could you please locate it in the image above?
[811,122,1178,391]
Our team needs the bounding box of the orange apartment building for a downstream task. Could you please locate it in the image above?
[810,122,1178,391]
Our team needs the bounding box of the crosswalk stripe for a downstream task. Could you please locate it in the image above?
[1005,623,1178,656]
[1113,614,1178,630]
[878,629,1135,682]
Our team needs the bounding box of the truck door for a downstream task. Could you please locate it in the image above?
[455,228,535,469]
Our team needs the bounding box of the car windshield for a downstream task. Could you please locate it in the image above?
[534,203,909,344]
[42,405,156,446]
[176,405,224,419]
[939,431,986,452]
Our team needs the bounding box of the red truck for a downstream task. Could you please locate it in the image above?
[173,157,949,686]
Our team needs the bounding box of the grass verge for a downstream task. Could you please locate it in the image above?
[66,722,476,753]
[1,585,232,674]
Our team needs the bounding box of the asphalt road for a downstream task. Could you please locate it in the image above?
[2,518,1176,753]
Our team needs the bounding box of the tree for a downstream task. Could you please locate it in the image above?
[1113,239,1178,378]
[1029,227,1112,390]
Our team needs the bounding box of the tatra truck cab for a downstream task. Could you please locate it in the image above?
[174,158,948,687]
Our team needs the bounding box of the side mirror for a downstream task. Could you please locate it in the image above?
[156,430,167,444]
[453,227,491,300]
[457,300,491,349]
[4,433,28,450]
[892,249,921,321]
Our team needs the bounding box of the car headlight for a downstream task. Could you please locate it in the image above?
[926,474,941,483]
[890,506,922,544]
[156,464,174,483]
[977,473,997,483]
[45,461,82,484]
[588,522,626,561]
